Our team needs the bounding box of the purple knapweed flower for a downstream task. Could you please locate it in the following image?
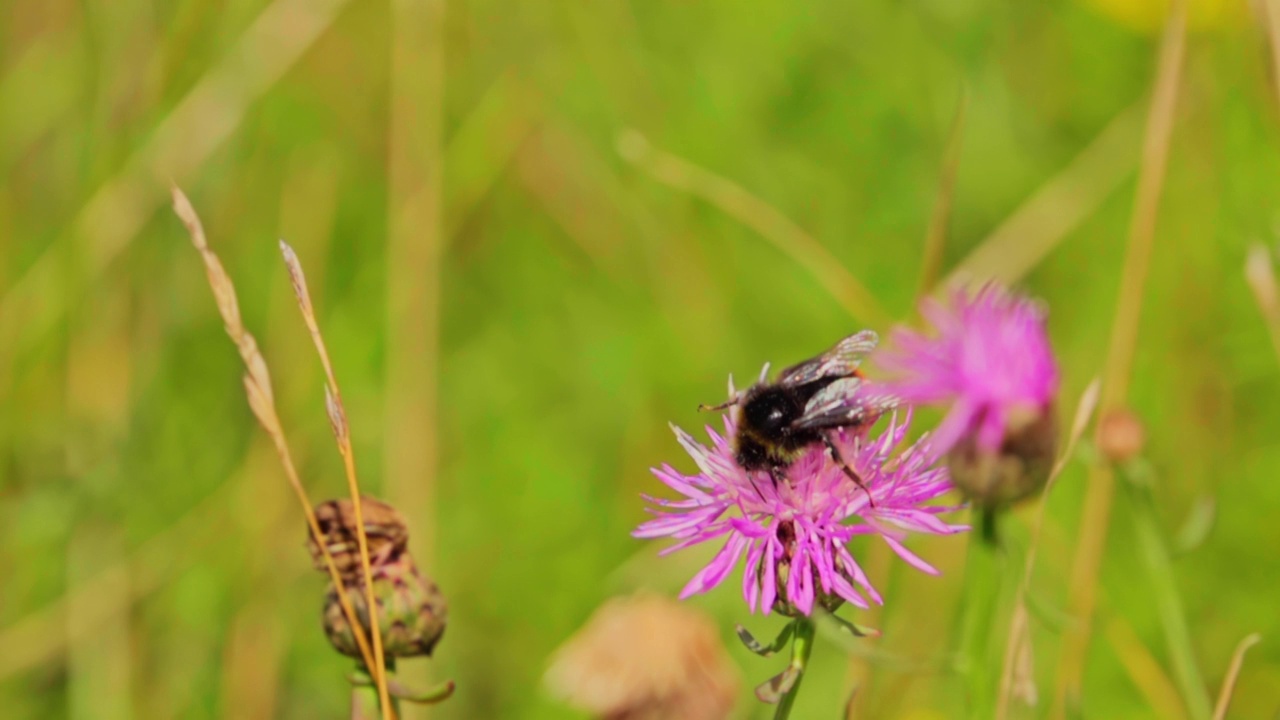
[875,284,1060,507]
[876,283,1059,457]
[633,411,964,616]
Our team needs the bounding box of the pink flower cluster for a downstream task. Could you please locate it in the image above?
[876,284,1059,457]
[635,413,961,615]
[634,283,1057,615]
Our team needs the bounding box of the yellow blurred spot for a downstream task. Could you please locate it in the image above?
[1082,0,1243,32]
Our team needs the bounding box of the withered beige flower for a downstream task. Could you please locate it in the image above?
[545,594,739,720]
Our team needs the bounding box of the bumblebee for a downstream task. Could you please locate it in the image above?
[701,331,896,499]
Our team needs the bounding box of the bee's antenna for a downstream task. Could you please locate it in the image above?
[758,362,771,382]
[699,375,741,413]
[698,397,739,413]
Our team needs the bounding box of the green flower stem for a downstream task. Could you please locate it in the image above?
[958,510,1009,719]
[349,663,401,720]
[351,679,400,720]
[1122,460,1212,720]
[349,663,455,714]
[350,683,382,720]
[774,617,816,720]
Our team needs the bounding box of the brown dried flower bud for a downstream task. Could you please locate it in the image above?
[323,553,447,659]
[1097,408,1145,464]
[947,403,1058,509]
[308,497,408,581]
[545,594,740,720]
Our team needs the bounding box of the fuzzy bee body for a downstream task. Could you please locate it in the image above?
[703,331,898,497]
[733,379,836,470]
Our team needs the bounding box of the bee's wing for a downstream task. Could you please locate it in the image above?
[775,330,879,387]
[791,378,899,431]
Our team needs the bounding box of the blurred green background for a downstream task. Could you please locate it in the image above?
[2,0,1279,717]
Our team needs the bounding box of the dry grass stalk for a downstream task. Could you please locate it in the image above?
[168,188,379,681]
[994,379,1100,720]
[218,601,286,720]
[943,103,1142,289]
[841,537,892,719]
[1008,605,1037,707]
[1051,0,1187,713]
[1231,15,1280,712]
[618,129,891,327]
[1257,0,1280,106]
[845,119,968,710]
[1105,618,1190,720]
[1245,244,1280,362]
[918,88,968,296]
[0,0,354,355]
[386,5,446,710]
[66,527,133,720]
[0,446,282,680]
[278,240,394,718]
[1210,633,1261,720]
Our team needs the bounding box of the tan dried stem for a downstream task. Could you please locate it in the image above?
[1245,244,1280,362]
[1106,618,1189,720]
[0,0,353,350]
[1258,0,1280,106]
[994,378,1100,720]
[278,241,393,719]
[1250,0,1280,362]
[1051,1,1186,714]
[1211,633,1261,720]
[846,100,966,708]
[944,103,1142,289]
[387,8,446,713]
[617,129,891,327]
[0,446,290,680]
[168,188,378,676]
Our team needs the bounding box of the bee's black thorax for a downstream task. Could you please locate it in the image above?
[733,380,834,470]
[710,331,882,502]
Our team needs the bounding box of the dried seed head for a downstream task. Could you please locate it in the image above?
[545,594,740,720]
[323,553,447,659]
[308,497,409,582]
[1097,408,1145,464]
[947,402,1058,509]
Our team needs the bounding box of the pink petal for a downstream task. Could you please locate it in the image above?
[651,467,713,501]
[742,539,765,612]
[729,516,771,538]
[830,571,869,609]
[882,535,939,575]
[760,539,778,615]
[678,533,749,598]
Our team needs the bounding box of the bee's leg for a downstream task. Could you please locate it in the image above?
[822,434,875,507]
[698,397,739,413]
[736,467,769,500]
[767,465,786,490]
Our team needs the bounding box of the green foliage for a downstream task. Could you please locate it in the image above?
[1,0,1276,717]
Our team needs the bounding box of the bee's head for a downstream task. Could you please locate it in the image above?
[742,386,799,435]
